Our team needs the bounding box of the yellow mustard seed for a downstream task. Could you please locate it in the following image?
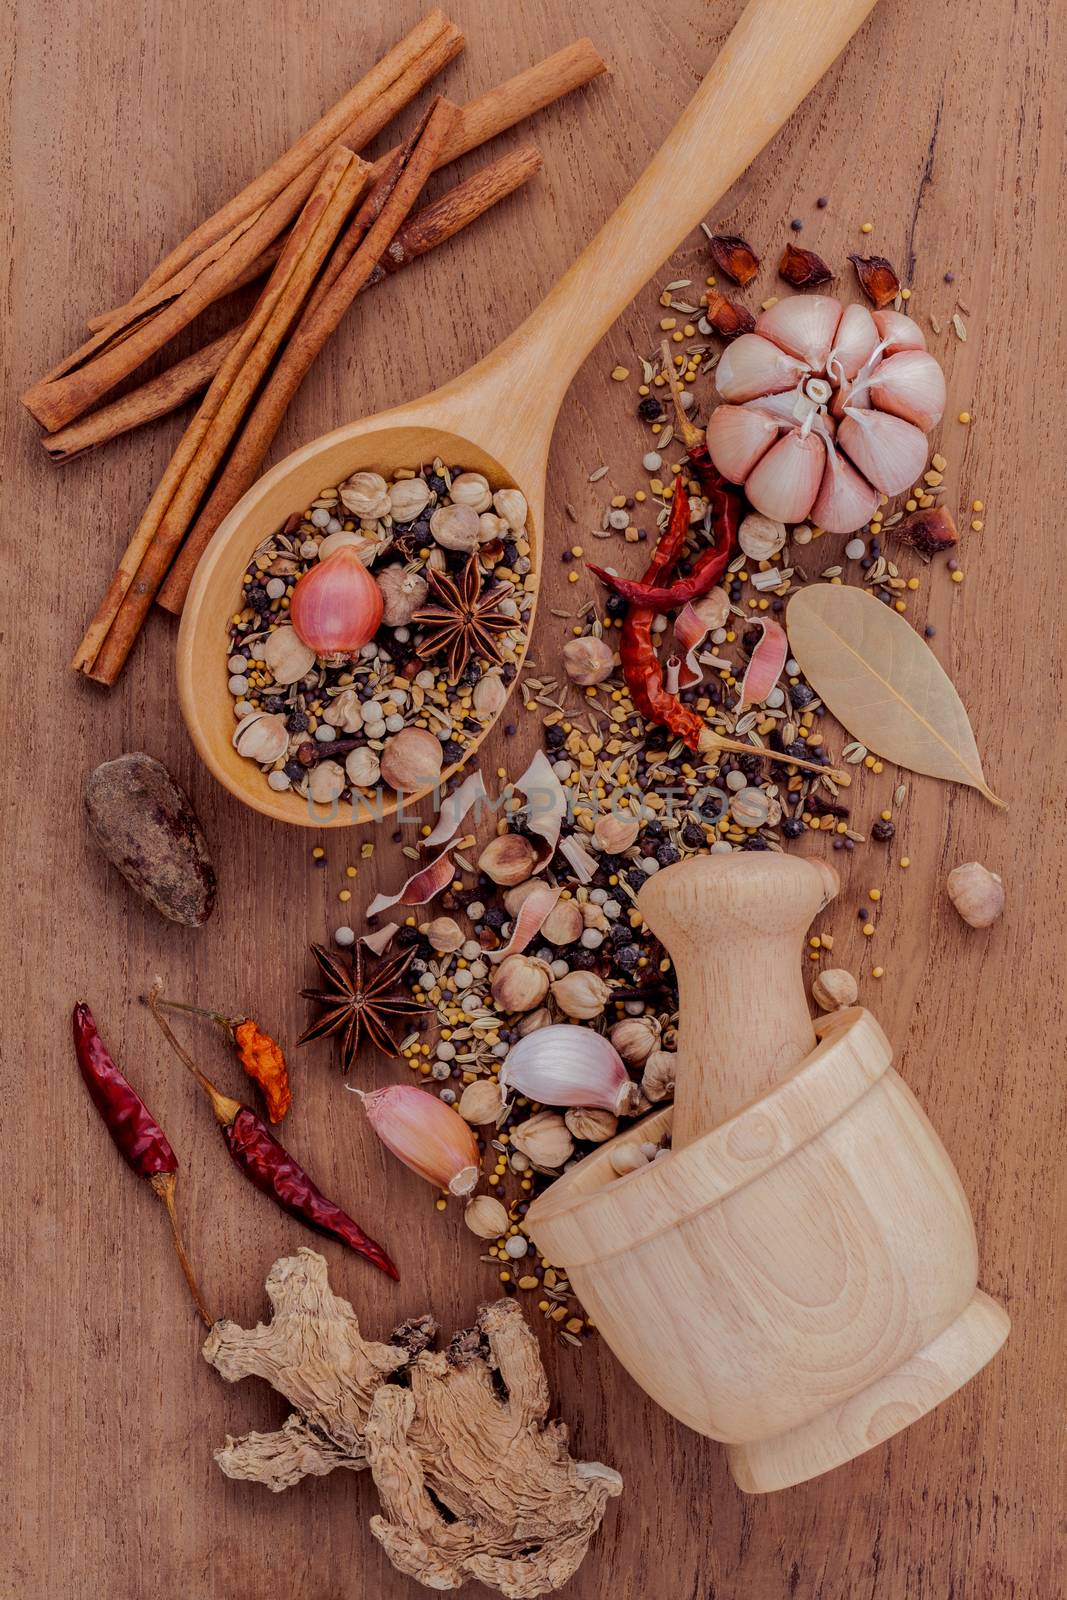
[568,570,579,583]
[345,865,357,878]
[861,220,873,233]
[868,888,881,902]
[863,922,875,936]
[972,499,984,512]
[872,966,885,979]
[571,544,584,557]
[435,1198,447,1211]
[971,519,984,532]
[907,576,920,590]
[338,889,351,903]
[951,570,964,583]
[958,411,971,424]
[900,856,911,868]
[311,846,325,860]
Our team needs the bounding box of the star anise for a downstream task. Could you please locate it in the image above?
[298,943,429,1073]
[411,554,515,683]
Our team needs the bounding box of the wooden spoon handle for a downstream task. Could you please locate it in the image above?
[638,854,839,1149]
[458,0,880,470]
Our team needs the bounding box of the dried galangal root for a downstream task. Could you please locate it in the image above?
[204,1248,622,1597]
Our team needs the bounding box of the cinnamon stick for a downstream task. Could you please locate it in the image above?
[23,23,462,432]
[47,145,543,466]
[156,99,462,619]
[115,9,454,305]
[73,147,369,679]
[41,331,241,462]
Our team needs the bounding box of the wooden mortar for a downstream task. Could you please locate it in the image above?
[526,854,1009,1493]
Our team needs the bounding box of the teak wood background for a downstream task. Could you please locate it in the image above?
[3,0,1065,1595]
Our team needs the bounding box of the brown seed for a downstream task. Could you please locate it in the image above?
[893,505,959,559]
[702,290,756,339]
[707,233,761,285]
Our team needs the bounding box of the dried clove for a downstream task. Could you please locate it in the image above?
[779,240,834,287]
[849,252,901,308]
[707,232,761,285]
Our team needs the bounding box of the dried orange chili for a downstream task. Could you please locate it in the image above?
[156,997,291,1122]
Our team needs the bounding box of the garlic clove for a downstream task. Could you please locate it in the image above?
[540,898,584,946]
[262,624,316,686]
[869,349,946,431]
[714,333,808,403]
[501,1024,638,1113]
[872,308,927,354]
[756,294,842,369]
[463,1194,510,1238]
[358,1083,480,1195]
[827,302,881,382]
[478,833,538,886]
[946,861,1004,928]
[561,635,616,686]
[811,443,881,535]
[290,547,384,656]
[593,811,640,853]
[457,1078,505,1125]
[420,916,465,953]
[379,726,443,792]
[705,404,780,481]
[838,409,930,497]
[744,428,825,524]
[472,673,508,718]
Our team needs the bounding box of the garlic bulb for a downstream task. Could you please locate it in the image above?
[232,711,288,764]
[478,833,538,886]
[738,512,787,562]
[339,470,390,519]
[457,1078,505,1125]
[491,954,551,1013]
[472,673,507,717]
[561,636,615,686]
[708,291,945,533]
[430,503,480,552]
[477,512,509,544]
[463,1194,509,1239]
[345,747,380,788]
[376,564,428,627]
[358,1083,480,1195]
[387,476,431,522]
[564,1107,618,1143]
[640,1049,676,1103]
[510,1111,574,1169]
[540,898,584,946]
[501,1024,639,1114]
[550,971,611,1020]
[946,862,1004,928]
[290,548,383,656]
[380,727,443,792]
[493,488,528,530]
[262,624,317,685]
[812,968,859,1010]
[609,1015,661,1066]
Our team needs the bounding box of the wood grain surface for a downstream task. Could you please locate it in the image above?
[2,0,1065,1595]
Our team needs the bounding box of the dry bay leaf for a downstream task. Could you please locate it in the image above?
[786,586,1004,806]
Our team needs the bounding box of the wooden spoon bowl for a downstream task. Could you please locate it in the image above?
[178,0,882,826]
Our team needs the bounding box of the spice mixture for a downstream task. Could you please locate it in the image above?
[226,461,533,808]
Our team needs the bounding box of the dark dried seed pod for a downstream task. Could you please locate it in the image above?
[779,241,834,287]
[849,253,901,308]
[702,290,756,339]
[894,505,959,559]
[707,233,761,285]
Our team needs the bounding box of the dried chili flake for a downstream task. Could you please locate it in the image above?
[779,241,834,287]
[849,253,901,308]
[893,505,959,559]
[702,290,756,339]
[234,1020,292,1123]
[707,233,760,285]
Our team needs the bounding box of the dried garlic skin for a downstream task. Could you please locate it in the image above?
[946,862,1005,928]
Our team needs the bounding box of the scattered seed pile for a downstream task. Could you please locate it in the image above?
[226,461,533,806]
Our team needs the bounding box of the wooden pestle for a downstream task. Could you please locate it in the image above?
[638,853,838,1148]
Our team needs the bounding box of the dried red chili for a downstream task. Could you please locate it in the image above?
[146,990,398,1280]
[73,1002,212,1325]
[155,997,291,1123]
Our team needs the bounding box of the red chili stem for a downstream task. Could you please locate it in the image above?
[145,989,398,1281]
[72,1002,213,1326]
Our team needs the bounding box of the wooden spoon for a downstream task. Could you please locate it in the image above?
[179,0,881,826]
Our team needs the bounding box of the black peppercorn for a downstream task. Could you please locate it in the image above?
[637,396,663,421]
[626,867,648,891]
[872,819,896,841]
[616,945,640,971]
[283,759,304,781]
[655,845,680,867]
[789,683,814,709]
[286,710,309,733]
[781,816,805,839]
[681,822,705,848]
